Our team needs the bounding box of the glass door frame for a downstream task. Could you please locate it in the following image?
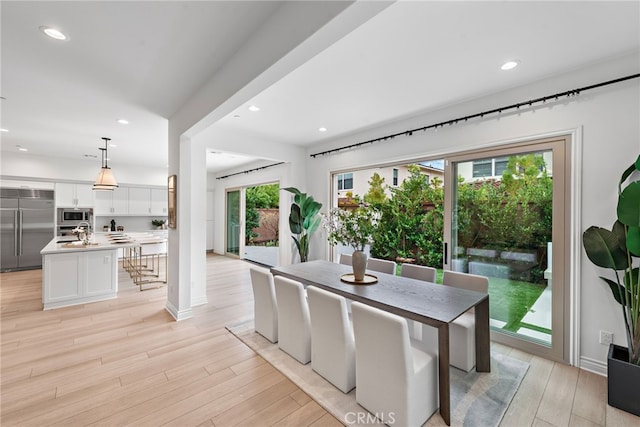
[225,187,245,259]
[443,135,571,363]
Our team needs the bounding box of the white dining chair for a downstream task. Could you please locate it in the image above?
[401,263,437,339]
[339,253,352,266]
[400,263,436,282]
[367,257,396,275]
[306,286,356,393]
[422,270,489,372]
[351,301,438,427]
[249,268,278,343]
[274,275,311,364]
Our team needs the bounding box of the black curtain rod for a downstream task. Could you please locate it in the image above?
[310,73,640,158]
[216,162,285,180]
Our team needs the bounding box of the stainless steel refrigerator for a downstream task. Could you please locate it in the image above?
[1,188,55,271]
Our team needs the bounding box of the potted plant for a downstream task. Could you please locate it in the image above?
[323,200,380,281]
[151,219,166,229]
[283,187,322,263]
[582,154,640,416]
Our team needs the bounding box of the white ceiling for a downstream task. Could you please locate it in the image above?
[2,1,639,175]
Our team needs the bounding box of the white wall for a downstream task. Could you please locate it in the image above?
[301,52,640,370]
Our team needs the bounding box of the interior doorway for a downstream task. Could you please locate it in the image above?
[225,183,280,267]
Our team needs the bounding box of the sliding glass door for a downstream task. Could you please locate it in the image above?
[226,189,242,256]
[444,136,570,362]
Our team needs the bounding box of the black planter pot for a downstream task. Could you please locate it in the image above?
[607,344,640,416]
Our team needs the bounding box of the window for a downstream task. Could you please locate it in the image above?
[392,168,398,186]
[494,157,509,176]
[472,159,492,178]
[472,157,509,178]
[337,173,353,190]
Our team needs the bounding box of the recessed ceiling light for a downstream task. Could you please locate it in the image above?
[39,26,68,41]
[248,105,260,112]
[501,60,520,71]
[16,145,28,152]
[0,128,8,132]
[117,119,129,125]
[318,127,327,132]
[109,143,117,148]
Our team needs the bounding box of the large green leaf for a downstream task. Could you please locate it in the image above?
[619,155,640,190]
[289,204,302,234]
[583,226,629,270]
[627,226,640,256]
[306,215,322,235]
[282,187,301,196]
[600,276,630,306]
[617,181,640,227]
[612,220,627,251]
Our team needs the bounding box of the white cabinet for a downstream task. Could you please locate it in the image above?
[42,249,117,309]
[150,188,168,216]
[55,183,93,207]
[94,187,129,215]
[128,187,151,215]
[93,186,167,217]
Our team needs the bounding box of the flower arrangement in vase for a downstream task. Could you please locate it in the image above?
[323,200,380,280]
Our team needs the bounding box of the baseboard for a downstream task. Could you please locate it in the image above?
[165,300,193,321]
[580,356,607,377]
[191,295,208,307]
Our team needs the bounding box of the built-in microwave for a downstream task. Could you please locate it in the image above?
[57,208,93,224]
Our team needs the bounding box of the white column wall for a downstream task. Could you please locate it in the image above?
[304,53,639,370]
[166,1,376,320]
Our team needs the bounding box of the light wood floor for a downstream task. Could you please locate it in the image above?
[1,254,638,427]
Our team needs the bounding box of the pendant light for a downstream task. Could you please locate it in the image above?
[93,137,118,190]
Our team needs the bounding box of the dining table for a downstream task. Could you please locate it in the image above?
[271,260,490,426]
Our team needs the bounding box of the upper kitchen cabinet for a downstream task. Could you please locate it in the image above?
[128,187,167,215]
[94,187,128,215]
[150,188,168,216]
[128,187,151,215]
[55,183,93,208]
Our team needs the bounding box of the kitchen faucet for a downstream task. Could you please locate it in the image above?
[73,221,92,244]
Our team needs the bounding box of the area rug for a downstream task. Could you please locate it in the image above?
[226,320,528,427]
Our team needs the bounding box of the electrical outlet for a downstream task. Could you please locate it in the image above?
[599,330,613,346]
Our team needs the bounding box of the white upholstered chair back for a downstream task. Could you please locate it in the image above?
[351,302,437,427]
[307,286,356,393]
[442,270,489,293]
[274,275,311,364]
[339,253,352,266]
[367,257,396,275]
[249,268,278,343]
[400,263,436,282]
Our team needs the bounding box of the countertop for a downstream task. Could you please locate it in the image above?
[41,232,167,255]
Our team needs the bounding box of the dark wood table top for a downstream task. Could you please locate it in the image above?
[271,260,488,328]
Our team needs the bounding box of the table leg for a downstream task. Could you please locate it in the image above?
[475,298,491,372]
[438,323,451,426]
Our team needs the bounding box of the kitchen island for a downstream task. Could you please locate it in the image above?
[40,234,138,309]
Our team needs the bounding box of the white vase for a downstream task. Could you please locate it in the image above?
[352,250,368,281]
